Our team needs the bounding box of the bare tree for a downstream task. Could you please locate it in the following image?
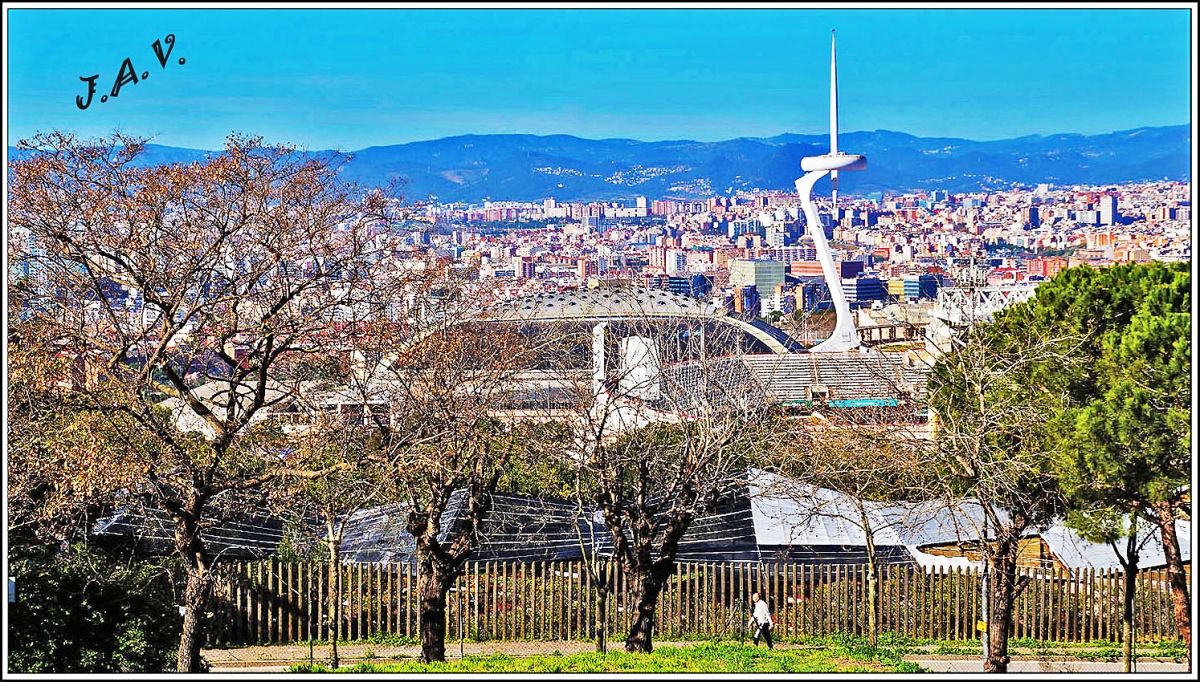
[769,405,935,646]
[8,131,407,672]
[270,394,393,669]
[323,265,554,663]
[526,290,777,653]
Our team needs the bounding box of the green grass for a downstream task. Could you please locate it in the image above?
[865,635,1188,663]
[289,642,926,673]
[1152,638,1189,661]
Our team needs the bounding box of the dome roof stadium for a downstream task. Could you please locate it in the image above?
[486,286,801,355]
[490,287,720,321]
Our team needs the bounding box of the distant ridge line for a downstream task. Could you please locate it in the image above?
[8,124,1189,202]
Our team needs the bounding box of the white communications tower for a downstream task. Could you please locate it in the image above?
[796,30,866,353]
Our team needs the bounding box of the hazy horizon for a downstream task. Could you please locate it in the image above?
[10,122,1192,155]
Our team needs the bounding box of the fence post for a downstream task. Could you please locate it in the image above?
[955,564,964,638]
[811,564,820,633]
[501,560,509,641]
[273,558,281,644]
[374,563,382,639]
[355,562,364,641]
[254,560,263,644]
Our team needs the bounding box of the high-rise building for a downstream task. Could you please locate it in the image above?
[577,259,598,280]
[732,285,761,320]
[902,274,939,301]
[1022,206,1040,228]
[729,259,786,295]
[667,274,714,299]
[728,218,761,240]
[1098,195,1119,225]
[765,224,788,248]
[666,249,688,274]
[799,280,831,311]
[1025,256,1068,279]
[517,258,537,280]
[843,276,886,302]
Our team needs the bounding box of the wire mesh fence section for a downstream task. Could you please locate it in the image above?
[204,559,1183,648]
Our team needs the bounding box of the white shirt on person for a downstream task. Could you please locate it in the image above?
[751,599,772,626]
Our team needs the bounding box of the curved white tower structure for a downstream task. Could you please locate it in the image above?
[797,30,866,353]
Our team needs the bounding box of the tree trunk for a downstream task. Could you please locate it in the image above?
[1122,560,1137,673]
[1119,522,1140,674]
[594,561,610,654]
[984,539,1019,673]
[327,540,341,669]
[625,570,667,654]
[174,501,212,674]
[418,564,453,663]
[861,506,879,647]
[176,564,212,672]
[866,561,879,647]
[1152,500,1191,658]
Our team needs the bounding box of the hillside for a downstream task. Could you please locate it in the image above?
[8,125,1189,202]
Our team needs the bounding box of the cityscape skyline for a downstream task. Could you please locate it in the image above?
[4,6,1193,151]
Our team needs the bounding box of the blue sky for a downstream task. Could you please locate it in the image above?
[5,6,1193,151]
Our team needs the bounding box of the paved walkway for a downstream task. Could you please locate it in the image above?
[906,657,1190,674]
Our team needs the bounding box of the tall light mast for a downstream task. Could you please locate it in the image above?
[795,30,866,353]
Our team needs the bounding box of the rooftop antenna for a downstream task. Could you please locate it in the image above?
[795,29,866,353]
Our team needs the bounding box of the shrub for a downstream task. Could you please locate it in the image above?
[7,542,181,673]
[1154,638,1188,662]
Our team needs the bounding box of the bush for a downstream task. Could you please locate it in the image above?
[1153,638,1189,662]
[7,542,181,673]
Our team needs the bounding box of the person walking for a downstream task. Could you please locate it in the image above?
[747,592,775,649]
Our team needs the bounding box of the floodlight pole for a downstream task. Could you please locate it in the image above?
[981,511,989,665]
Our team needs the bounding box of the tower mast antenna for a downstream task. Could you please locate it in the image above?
[830,29,839,213]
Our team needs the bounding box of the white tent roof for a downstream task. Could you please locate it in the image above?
[749,469,916,547]
[1040,519,1191,570]
[748,469,1181,572]
[750,476,894,547]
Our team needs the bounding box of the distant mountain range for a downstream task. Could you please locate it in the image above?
[9,125,1189,203]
